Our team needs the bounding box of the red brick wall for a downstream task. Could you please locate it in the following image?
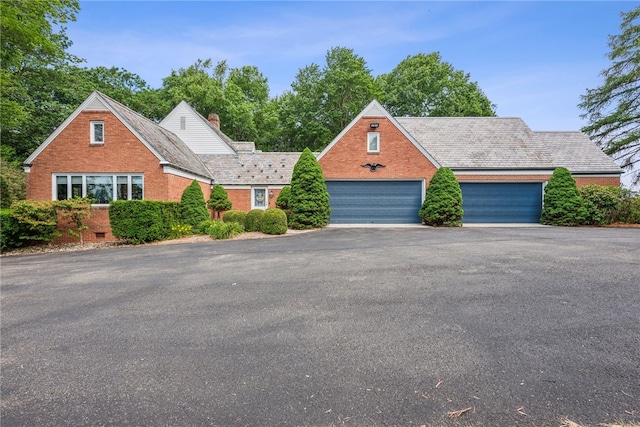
[574,176,620,187]
[225,188,282,213]
[26,111,210,243]
[319,117,438,182]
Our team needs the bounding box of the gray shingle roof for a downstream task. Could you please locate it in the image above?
[396,117,554,169]
[536,132,621,173]
[99,92,213,179]
[396,116,620,173]
[199,152,301,185]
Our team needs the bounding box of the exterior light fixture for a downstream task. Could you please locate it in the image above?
[269,190,274,198]
[370,122,379,129]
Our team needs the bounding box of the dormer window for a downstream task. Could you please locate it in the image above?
[367,132,380,153]
[91,121,104,144]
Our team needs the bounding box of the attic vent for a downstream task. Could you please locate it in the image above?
[180,116,186,130]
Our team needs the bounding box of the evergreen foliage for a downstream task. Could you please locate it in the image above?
[1,209,23,251]
[289,148,331,229]
[276,186,291,210]
[245,209,265,232]
[109,200,181,243]
[541,168,588,226]
[579,184,624,225]
[260,208,288,235]
[180,180,210,228]
[419,167,463,226]
[222,210,247,227]
[207,184,232,219]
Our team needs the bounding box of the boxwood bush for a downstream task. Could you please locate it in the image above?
[222,210,247,228]
[260,208,288,235]
[245,209,265,232]
[109,200,181,243]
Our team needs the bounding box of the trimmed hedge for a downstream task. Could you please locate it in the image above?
[208,184,232,219]
[109,200,181,243]
[260,208,288,235]
[222,210,247,228]
[245,209,265,232]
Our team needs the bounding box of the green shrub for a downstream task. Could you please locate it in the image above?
[180,180,210,228]
[109,200,180,243]
[289,148,330,229]
[208,184,232,219]
[10,200,60,242]
[54,197,92,244]
[541,168,587,226]
[276,186,293,222]
[579,184,623,225]
[276,186,291,209]
[245,209,265,232]
[419,167,463,226]
[169,223,193,239]
[0,159,26,209]
[222,210,247,227]
[1,209,22,251]
[260,208,288,235]
[618,192,640,224]
[202,220,244,240]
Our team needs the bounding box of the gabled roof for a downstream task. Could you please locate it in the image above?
[24,91,212,180]
[159,101,236,155]
[199,152,301,185]
[317,100,441,167]
[396,117,553,170]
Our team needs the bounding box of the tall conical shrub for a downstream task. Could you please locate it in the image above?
[289,148,330,229]
[541,167,587,226]
[208,184,232,219]
[419,167,463,226]
[180,180,210,228]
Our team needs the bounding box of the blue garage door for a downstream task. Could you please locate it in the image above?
[460,182,543,223]
[326,180,423,224]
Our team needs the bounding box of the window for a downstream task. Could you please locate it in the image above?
[55,174,143,204]
[91,121,104,144]
[180,116,186,130]
[368,132,380,153]
[252,188,267,209]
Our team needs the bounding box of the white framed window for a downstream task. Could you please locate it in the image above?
[91,121,104,144]
[367,132,380,153]
[54,174,143,204]
[252,188,267,209]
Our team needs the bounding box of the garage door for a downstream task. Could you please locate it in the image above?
[326,180,423,224]
[460,182,543,223]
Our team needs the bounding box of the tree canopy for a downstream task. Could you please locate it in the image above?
[579,6,640,186]
[378,53,496,117]
[0,0,498,165]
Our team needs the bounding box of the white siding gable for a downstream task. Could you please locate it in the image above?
[160,102,235,155]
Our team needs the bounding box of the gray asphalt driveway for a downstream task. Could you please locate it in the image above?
[1,227,639,426]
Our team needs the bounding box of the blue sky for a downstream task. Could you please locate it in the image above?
[66,1,636,185]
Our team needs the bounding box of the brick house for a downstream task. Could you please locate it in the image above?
[318,100,621,223]
[23,94,621,241]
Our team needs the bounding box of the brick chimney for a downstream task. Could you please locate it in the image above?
[208,113,220,129]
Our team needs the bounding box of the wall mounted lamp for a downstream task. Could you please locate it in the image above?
[269,190,274,198]
[370,122,379,129]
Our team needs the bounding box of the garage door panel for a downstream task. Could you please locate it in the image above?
[327,181,422,224]
[460,183,542,223]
